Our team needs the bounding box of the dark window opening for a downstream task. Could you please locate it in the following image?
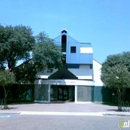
[61,30,67,34]
[61,35,66,52]
[71,46,76,53]
[90,64,93,69]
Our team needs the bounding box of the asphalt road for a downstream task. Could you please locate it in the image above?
[0,114,129,130]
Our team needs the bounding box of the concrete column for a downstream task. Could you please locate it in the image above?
[48,84,51,103]
[75,85,77,103]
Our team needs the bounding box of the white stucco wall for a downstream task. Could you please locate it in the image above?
[68,64,93,80]
[36,60,104,87]
[36,64,93,80]
[93,59,104,86]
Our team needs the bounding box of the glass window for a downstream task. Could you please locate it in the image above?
[71,46,76,53]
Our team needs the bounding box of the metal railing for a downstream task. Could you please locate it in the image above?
[121,101,129,111]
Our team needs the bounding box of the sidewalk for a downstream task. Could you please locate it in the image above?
[0,102,130,116]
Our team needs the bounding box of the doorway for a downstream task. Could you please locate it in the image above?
[50,85,75,102]
[58,86,69,101]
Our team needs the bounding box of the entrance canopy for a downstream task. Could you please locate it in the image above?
[35,79,94,86]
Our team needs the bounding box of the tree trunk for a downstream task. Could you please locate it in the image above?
[117,88,122,111]
[2,86,8,109]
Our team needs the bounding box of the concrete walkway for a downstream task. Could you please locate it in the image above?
[0,102,130,116]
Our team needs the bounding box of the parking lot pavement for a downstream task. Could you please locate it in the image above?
[0,103,130,130]
[0,102,118,112]
[0,102,130,116]
[0,114,129,130]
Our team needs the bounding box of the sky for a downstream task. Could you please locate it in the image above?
[0,0,130,64]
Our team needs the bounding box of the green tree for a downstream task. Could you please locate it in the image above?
[33,32,62,72]
[0,25,35,71]
[14,32,63,83]
[101,52,130,111]
[0,25,62,83]
[0,70,15,109]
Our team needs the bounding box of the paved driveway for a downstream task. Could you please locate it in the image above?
[0,114,129,130]
[0,102,129,130]
[1,102,118,113]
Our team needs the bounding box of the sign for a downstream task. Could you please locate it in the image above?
[119,119,130,129]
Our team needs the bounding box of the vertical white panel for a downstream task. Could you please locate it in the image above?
[48,84,51,103]
[75,85,77,103]
[93,59,104,86]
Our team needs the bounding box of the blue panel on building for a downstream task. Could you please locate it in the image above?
[54,34,93,64]
[67,53,93,64]
[80,43,92,47]
[66,64,79,68]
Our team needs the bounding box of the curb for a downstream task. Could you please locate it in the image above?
[20,111,103,116]
[0,111,20,114]
[103,112,130,117]
[0,111,130,117]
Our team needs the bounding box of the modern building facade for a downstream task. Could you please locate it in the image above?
[34,30,104,103]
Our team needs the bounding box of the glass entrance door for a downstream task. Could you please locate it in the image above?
[58,86,69,101]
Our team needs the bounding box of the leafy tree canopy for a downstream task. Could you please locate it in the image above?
[101,52,130,111]
[0,25,62,83]
[33,32,62,72]
[0,70,15,87]
[0,25,35,70]
[101,52,130,88]
[0,70,15,109]
[14,32,63,83]
[101,64,130,88]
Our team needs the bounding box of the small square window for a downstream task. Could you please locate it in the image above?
[71,46,76,53]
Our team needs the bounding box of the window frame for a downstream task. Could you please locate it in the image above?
[70,46,76,53]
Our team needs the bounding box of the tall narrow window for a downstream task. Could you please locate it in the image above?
[71,46,76,53]
[61,35,66,52]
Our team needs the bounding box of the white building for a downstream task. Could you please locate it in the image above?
[34,30,104,103]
